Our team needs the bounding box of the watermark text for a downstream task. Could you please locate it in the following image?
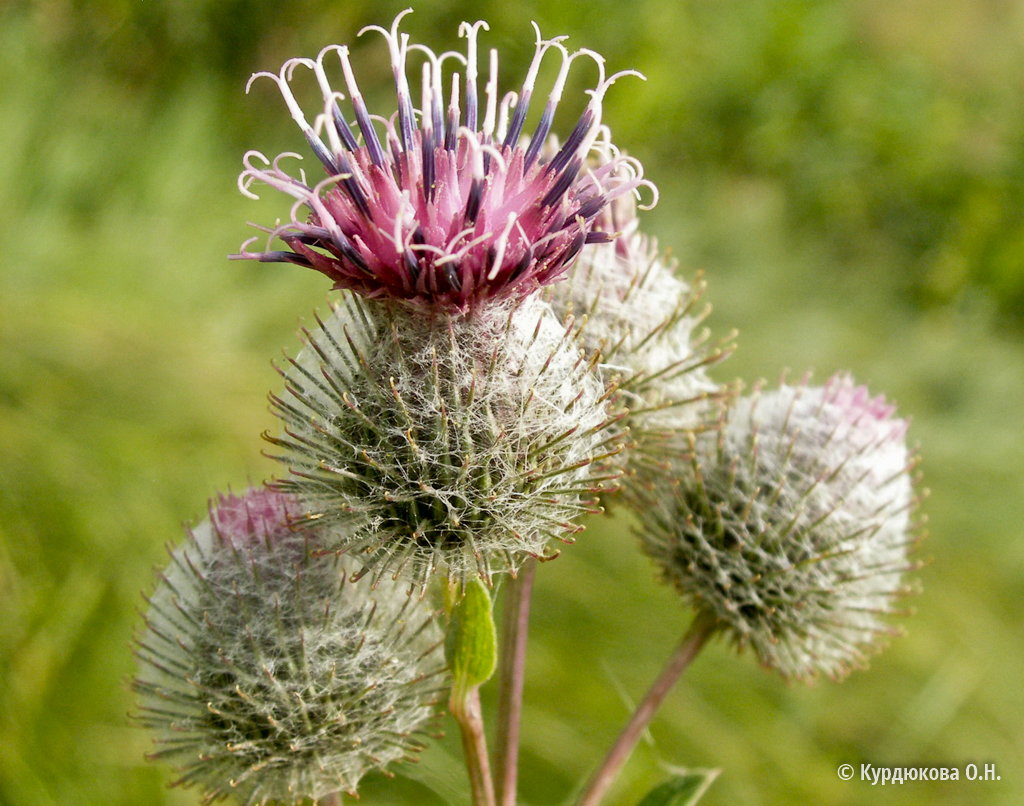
[838,763,1000,785]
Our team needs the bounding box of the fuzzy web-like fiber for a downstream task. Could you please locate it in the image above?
[133,488,444,805]
[267,294,621,587]
[545,197,728,486]
[637,376,922,681]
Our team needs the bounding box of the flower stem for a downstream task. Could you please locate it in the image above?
[575,611,718,806]
[493,559,537,806]
[450,685,497,806]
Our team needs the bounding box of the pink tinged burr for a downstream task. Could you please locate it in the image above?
[232,10,655,311]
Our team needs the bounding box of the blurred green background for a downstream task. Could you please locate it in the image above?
[2,0,1023,804]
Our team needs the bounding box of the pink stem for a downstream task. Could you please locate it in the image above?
[494,559,537,806]
[575,611,718,806]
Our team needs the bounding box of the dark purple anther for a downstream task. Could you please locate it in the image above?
[542,157,583,207]
[444,264,463,291]
[524,103,556,168]
[422,127,436,202]
[404,249,421,286]
[548,110,593,176]
[503,89,532,151]
[465,178,483,224]
[256,250,314,267]
[304,131,340,175]
[352,96,387,168]
[330,101,361,153]
[575,196,607,222]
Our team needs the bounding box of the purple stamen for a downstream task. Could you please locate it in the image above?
[361,12,418,153]
[252,250,314,267]
[403,249,420,285]
[523,104,555,168]
[303,131,340,175]
[445,74,460,151]
[330,150,371,219]
[542,156,583,207]
[396,51,418,151]
[336,47,388,168]
[330,101,361,153]
[563,229,586,263]
[508,246,534,282]
[503,89,531,150]
[464,178,483,224]
[575,196,607,221]
[502,24,565,150]
[312,49,364,155]
[523,42,577,168]
[444,264,463,291]
[548,111,593,176]
[421,124,436,202]
[459,20,488,131]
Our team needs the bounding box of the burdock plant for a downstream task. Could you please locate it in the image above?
[266,292,618,588]
[135,11,926,806]
[232,9,653,310]
[544,191,732,491]
[232,9,650,588]
[638,374,922,681]
[134,488,445,805]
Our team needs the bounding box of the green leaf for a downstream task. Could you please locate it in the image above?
[635,770,719,806]
[444,578,496,694]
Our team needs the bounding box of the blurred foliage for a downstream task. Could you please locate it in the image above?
[2,1,1023,805]
[12,0,1024,317]
[657,0,1024,308]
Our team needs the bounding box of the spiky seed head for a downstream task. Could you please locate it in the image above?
[266,293,619,588]
[545,193,726,485]
[230,11,656,312]
[637,374,922,681]
[133,487,444,804]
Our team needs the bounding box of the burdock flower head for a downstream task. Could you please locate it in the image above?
[133,487,444,804]
[545,191,728,484]
[637,374,923,681]
[267,294,619,589]
[232,9,654,311]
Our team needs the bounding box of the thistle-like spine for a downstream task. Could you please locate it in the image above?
[133,488,445,804]
[266,294,622,588]
[637,375,924,681]
[545,193,730,488]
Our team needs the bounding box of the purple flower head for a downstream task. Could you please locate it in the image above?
[232,10,656,311]
[208,486,304,548]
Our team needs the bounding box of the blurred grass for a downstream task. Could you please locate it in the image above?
[2,0,1023,804]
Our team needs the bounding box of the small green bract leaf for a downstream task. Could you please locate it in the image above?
[636,770,719,806]
[445,579,497,693]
